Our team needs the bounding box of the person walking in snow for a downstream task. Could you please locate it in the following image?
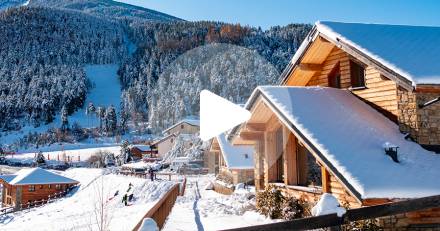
[122,193,128,206]
[149,168,154,182]
[127,183,133,192]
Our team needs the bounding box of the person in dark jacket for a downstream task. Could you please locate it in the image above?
[149,168,154,181]
[122,194,128,206]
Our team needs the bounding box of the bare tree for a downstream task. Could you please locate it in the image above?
[92,174,114,231]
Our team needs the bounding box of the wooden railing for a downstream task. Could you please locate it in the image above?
[1,188,74,216]
[132,183,180,231]
[220,194,440,231]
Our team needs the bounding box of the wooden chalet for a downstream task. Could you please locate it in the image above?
[151,133,177,159]
[0,168,78,210]
[229,21,440,229]
[130,145,158,160]
[210,134,254,185]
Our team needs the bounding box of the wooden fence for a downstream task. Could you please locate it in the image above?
[132,183,180,231]
[1,188,72,216]
[221,194,440,231]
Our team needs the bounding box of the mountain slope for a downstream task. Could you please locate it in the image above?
[28,0,181,22]
[0,0,28,10]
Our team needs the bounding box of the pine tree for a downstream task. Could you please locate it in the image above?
[105,105,117,135]
[61,105,69,131]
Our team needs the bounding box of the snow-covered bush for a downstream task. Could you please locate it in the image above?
[311,193,346,217]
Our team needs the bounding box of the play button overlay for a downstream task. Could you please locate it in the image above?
[199,90,251,141]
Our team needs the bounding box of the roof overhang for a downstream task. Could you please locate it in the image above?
[280,24,414,91]
[229,88,363,203]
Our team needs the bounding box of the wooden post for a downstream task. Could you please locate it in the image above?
[283,127,298,186]
[321,166,330,193]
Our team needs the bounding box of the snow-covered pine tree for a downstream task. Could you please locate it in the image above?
[105,105,117,136]
[61,105,69,131]
[34,151,45,165]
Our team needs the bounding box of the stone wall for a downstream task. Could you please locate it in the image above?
[397,87,440,148]
[379,208,440,231]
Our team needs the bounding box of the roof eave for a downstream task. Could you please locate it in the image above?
[279,26,319,85]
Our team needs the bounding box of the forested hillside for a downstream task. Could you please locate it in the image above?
[0,7,127,130]
[119,21,311,131]
[0,1,311,141]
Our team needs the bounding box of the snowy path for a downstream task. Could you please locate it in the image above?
[162,175,274,231]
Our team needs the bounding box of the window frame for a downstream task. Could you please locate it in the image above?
[327,62,341,88]
[29,185,35,192]
[349,59,366,89]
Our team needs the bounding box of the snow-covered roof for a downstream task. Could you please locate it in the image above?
[316,21,440,85]
[151,133,176,145]
[132,145,152,151]
[217,134,254,170]
[5,168,79,185]
[282,21,440,86]
[162,116,200,134]
[247,86,440,199]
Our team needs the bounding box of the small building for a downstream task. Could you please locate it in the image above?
[151,134,177,159]
[0,168,78,210]
[130,145,158,160]
[162,117,200,136]
[210,134,254,185]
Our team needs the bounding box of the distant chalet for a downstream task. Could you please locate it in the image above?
[0,168,78,210]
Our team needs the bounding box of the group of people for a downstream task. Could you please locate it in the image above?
[121,183,134,206]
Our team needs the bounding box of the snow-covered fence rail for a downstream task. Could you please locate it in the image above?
[220,194,440,231]
[132,183,180,231]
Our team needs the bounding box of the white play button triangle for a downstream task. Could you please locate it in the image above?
[199,90,251,141]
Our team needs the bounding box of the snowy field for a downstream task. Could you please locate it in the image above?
[1,64,122,148]
[6,146,121,165]
[0,168,175,231]
[162,175,274,231]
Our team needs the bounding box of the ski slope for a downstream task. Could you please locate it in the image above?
[1,64,122,147]
[0,168,175,231]
[68,64,122,128]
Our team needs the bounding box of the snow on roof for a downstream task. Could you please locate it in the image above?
[250,86,440,199]
[151,133,176,145]
[7,168,79,185]
[316,21,440,85]
[217,134,254,170]
[132,145,152,151]
[163,116,200,134]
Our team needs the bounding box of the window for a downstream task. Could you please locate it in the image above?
[180,124,184,129]
[55,184,61,190]
[244,153,249,159]
[29,185,35,192]
[328,62,341,88]
[350,60,366,88]
[39,185,43,189]
[48,184,52,189]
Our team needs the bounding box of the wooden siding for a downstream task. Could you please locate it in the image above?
[304,47,398,116]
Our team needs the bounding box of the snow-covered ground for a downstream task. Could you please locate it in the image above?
[162,175,274,231]
[6,146,121,165]
[0,168,175,231]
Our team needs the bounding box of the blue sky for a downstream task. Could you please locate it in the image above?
[117,0,440,29]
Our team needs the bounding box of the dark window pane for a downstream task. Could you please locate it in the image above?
[328,62,341,88]
[350,60,365,88]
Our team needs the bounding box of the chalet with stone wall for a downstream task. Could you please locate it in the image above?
[230,21,440,229]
